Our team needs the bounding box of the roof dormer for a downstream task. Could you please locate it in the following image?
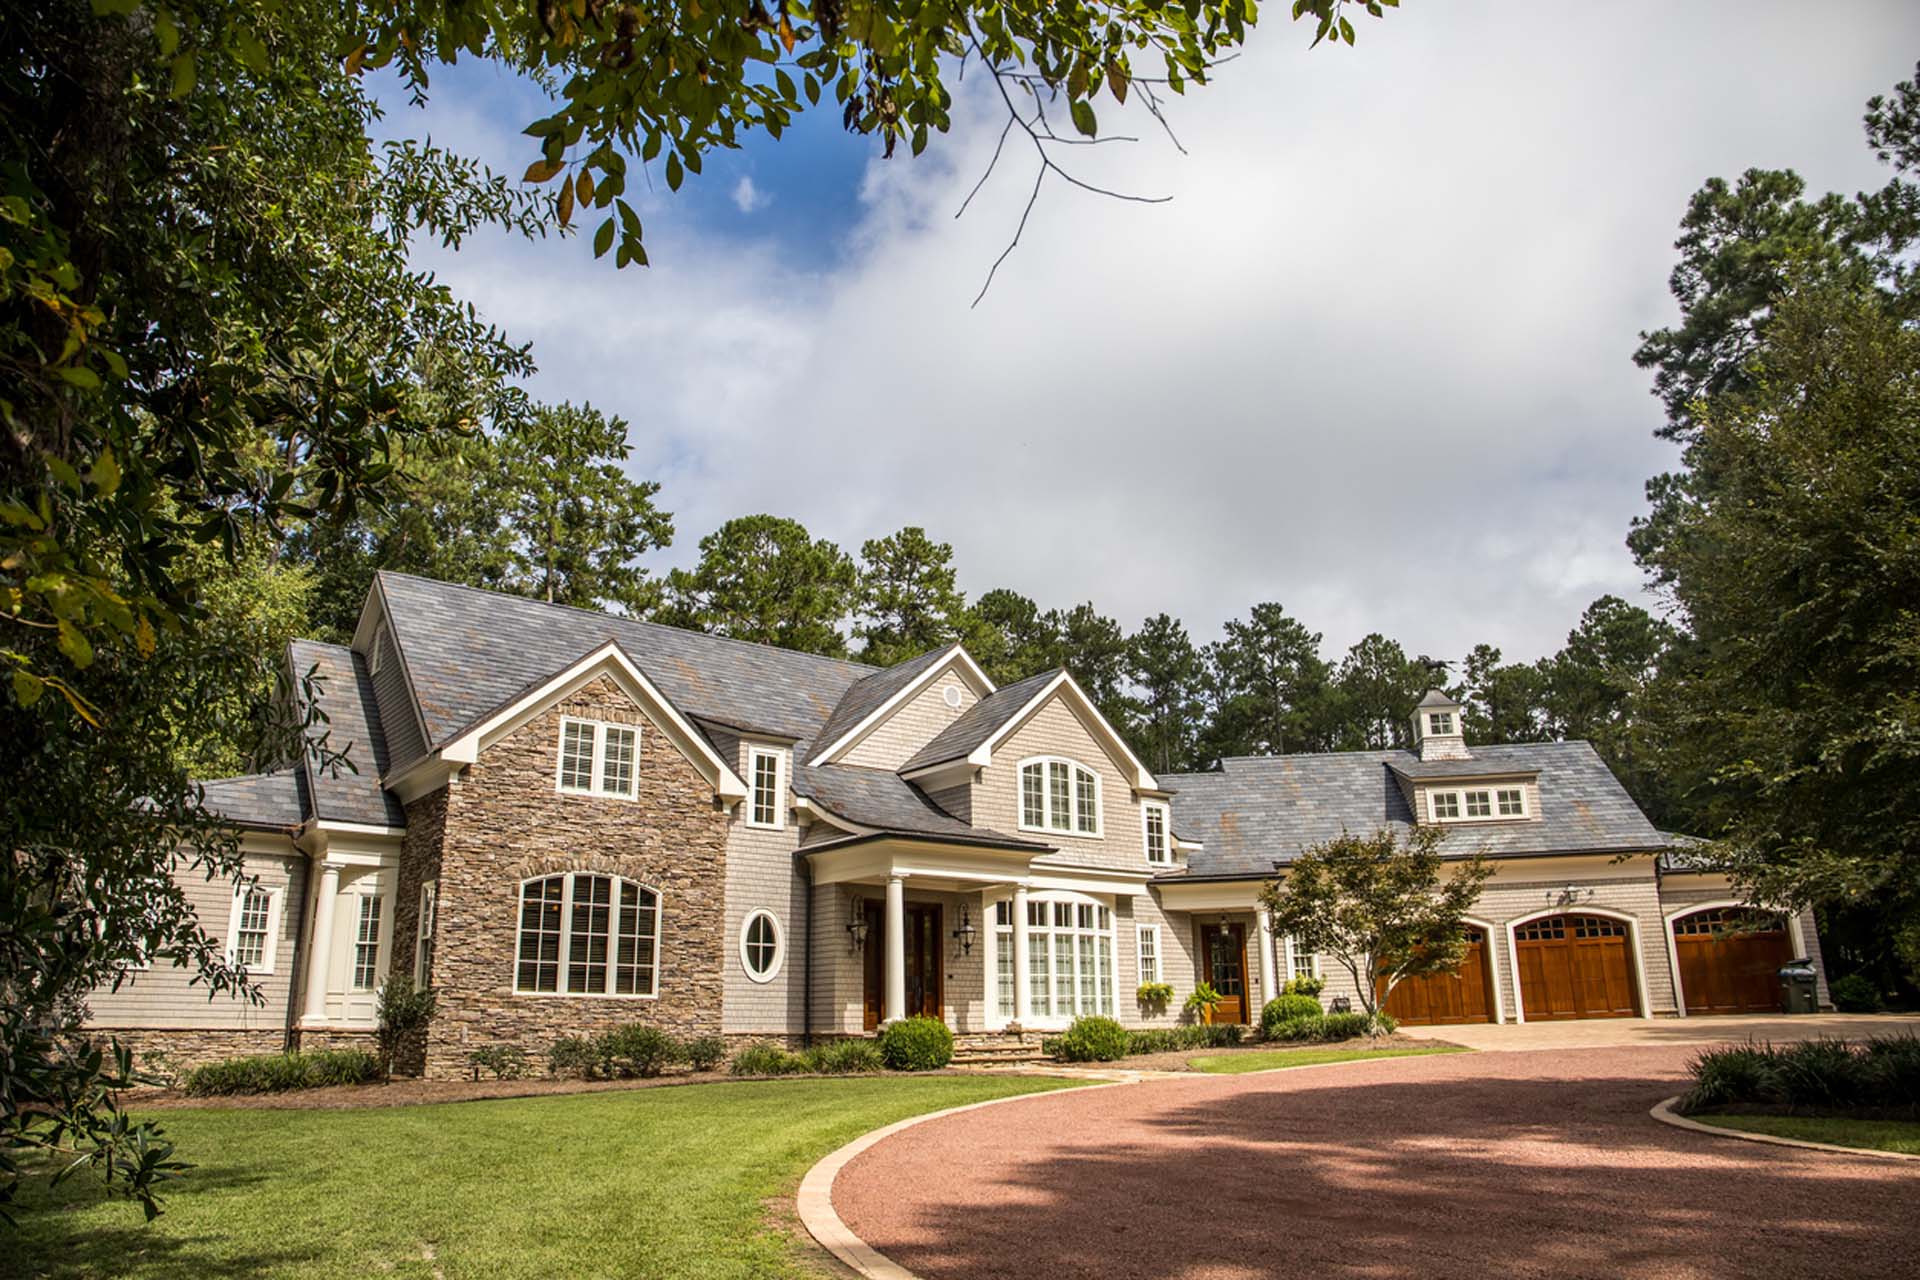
[1411,688,1469,761]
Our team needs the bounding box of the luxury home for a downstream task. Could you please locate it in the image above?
[88,573,1830,1075]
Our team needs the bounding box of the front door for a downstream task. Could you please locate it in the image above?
[1199,922,1249,1024]
[862,900,944,1030]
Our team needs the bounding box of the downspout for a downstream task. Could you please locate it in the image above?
[801,851,814,1049]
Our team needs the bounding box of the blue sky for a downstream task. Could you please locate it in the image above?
[373,4,1920,667]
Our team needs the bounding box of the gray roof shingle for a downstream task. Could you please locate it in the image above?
[808,644,959,760]
[898,668,1060,774]
[1386,756,1541,780]
[291,639,405,827]
[792,763,1050,851]
[1164,741,1665,879]
[198,771,308,829]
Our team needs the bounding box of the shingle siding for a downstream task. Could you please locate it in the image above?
[722,740,808,1033]
[841,665,979,769]
[971,693,1152,875]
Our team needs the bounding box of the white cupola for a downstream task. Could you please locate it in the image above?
[1410,688,1470,761]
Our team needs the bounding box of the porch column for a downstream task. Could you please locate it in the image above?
[1255,907,1279,1003]
[300,860,344,1025]
[1011,883,1032,1026]
[883,874,907,1024]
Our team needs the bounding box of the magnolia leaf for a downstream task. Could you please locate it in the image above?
[522,158,563,183]
[575,168,594,204]
[665,152,683,191]
[593,217,615,258]
[1068,62,1089,101]
[557,175,574,226]
[1070,99,1097,138]
[345,43,368,75]
[1107,63,1129,104]
[233,26,269,74]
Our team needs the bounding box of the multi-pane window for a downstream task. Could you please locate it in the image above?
[1018,759,1100,836]
[414,882,437,987]
[1285,935,1319,982]
[994,901,1015,1014]
[1430,791,1461,820]
[740,910,782,981]
[1431,786,1528,822]
[516,873,659,996]
[1137,925,1160,985]
[231,888,273,968]
[1465,790,1492,818]
[1143,803,1170,864]
[1015,898,1114,1019]
[352,895,383,990]
[1428,711,1454,736]
[748,749,783,828]
[556,717,639,799]
[1497,788,1525,816]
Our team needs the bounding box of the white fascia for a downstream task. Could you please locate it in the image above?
[965,670,1159,792]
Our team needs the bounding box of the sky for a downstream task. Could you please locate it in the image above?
[383,3,1920,669]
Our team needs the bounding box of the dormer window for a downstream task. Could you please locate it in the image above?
[1143,802,1170,865]
[557,716,639,799]
[1429,785,1529,822]
[1497,787,1526,817]
[1020,758,1101,836]
[1431,791,1461,820]
[1428,711,1454,736]
[747,747,785,829]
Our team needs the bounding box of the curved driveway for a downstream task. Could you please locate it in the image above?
[833,1046,1916,1279]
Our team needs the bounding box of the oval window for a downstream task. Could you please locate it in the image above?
[741,911,784,983]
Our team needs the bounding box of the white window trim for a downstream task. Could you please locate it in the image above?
[1016,755,1103,838]
[225,883,282,974]
[1429,786,1529,823]
[1136,924,1161,985]
[350,892,385,992]
[745,747,786,830]
[1495,786,1528,818]
[513,873,662,999]
[739,909,786,983]
[1282,934,1320,982]
[1428,711,1454,736]
[1142,801,1171,865]
[986,889,1119,1028]
[414,881,437,989]
[555,715,640,800]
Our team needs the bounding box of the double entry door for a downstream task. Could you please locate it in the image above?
[862,900,943,1031]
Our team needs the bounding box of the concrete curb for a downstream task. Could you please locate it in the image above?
[1650,1096,1920,1163]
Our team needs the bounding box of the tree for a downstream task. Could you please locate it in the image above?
[1200,603,1333,759]
[1330,634,1432,750]
[1458,643,1551,746]
[1127,613,1204,774]
[660,516,857,658]
[1540,595,1677,811]
[1259,826,1492,1032]
[962,589,1060,686]
[854,527,969,666]
[1048,602,1135,733]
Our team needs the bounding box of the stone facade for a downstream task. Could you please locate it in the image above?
[409,676,731,1079]
[102,1027,289,1076]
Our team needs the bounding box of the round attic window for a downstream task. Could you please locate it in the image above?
[943,684,964,709]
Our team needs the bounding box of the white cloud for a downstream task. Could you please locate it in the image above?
[731,175,767,214]
[413,1,1920,666]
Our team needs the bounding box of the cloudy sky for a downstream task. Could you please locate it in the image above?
[386,3,1920,668]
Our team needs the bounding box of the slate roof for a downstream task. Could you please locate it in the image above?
[1163,741,1666,879]
[291,639,405,827]
[792,763,1049,850]
[197,771,309,830]
[899,669,1061,774]
[807,644,959,761]
[1386,756,1541,780]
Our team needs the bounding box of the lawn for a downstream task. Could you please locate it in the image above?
[1190,1045,1469,1074]
[3,1075,1075,1280]
[1695,1113,1920,1156]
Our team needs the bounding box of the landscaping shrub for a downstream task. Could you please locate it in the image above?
[1261,994,1324,1037]
[1830,972,1883,1013]
[1281,974,1326,999]
[682,1036,727,1073]
[375,978,437,1079]
[181,1049,379,1097]
[1263,1012,1386,1043]
[1679,1034,1920,1116]
[468,1045,529,1081]
[1863,1033,1920,1107]
[804,1039,885,1074]
[548,1035,606,1079]
[601,1025,682,1078]
[1054,1016,1130,1063]
[1044,1024,1248,1058]
[877,1016,954,1071]
[728,1043,808,1076]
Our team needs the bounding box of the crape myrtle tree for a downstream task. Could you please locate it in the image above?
[1259,825,1492,1033]
[2,0,1398,1219]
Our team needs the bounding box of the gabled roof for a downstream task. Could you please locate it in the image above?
[291,639,404,827]
[1162,741,1665,879]
[898,669,1060,774]
[791,763,1049,851]
[197,771,308,830]
[806,643,983,765]
[898,667,1158,792]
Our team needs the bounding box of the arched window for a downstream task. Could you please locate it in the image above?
[516,873,660,996]
[1018,757,1101,836]
[740,910,784,982]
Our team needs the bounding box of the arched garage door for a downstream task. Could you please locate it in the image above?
[1674,908,1791,1015]
[1515,914,1638,1020]
[1382,927,1495,1025]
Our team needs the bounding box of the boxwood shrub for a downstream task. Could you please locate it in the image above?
[1054,1016,1131,1062]
[682,1035,727,1073]
[1260,994,1324,1037]
[877,1016,954,1071]
[601,1025,682,1078]
[181,1049,379,1096]
[1263,1011,1390,1043]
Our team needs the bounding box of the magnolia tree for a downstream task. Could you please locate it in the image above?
[1259,826,1491,1033]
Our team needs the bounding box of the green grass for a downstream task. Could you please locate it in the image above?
[1189,1045,1469,1075]
[3,1075,1076,1280]
[1696,1113,1920,1155]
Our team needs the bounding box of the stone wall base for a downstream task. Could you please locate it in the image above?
[292,1028,380,1055]
[92,1027,290,1080]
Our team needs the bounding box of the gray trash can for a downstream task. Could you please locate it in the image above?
[1778,960,1818,1014]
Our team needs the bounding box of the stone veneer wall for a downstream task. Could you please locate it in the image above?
[101,1027,289,1075]
[384,787,449,1076]
[411,676,730,1079]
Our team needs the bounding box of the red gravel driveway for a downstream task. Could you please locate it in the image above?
[833,1046,1917,1279]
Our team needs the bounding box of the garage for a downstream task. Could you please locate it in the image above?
[1515,913,1638,1020]
[1382,927,1496,1025]
[1673,907,1791,1014]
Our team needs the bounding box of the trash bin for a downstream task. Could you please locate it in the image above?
[1778,960,1818,1014]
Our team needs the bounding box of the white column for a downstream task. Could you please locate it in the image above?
[1011,883,1032,1027]
[1256,907,1279,1003]
[300,861,344,1025]
[883,875,907,1024]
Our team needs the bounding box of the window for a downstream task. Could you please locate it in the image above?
[994,900,1015,1015]
[228,886,277,971]
[1010,896,1115,1020]
[1430,791,1461,821]
[414,882,437,987]
[1465,790,1492,818]
[740,910,784,982]
[1018,758,1101,836]
[556,717,639,799]
[747,748,784,829]
[1428,711,1454,736]
[1497,788,1525,816]
[1137,925,1161,985]
[516,873,660,996]
[1432,786,1528,822]
[1143,802,1170,865]
[352,895,383,990]
[1284,935,1319,982]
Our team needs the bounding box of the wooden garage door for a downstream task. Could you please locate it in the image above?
[1674,908,1791,1015]
[1515,914,1637,1020]
[1381,928,1495,1026]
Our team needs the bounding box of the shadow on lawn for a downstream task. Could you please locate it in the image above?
[847,1066,1920,1280]
[2,1164,288,1280]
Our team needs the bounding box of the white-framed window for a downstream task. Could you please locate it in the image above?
[1137,924,1161,985]
[1430,791,1461,820]
[1018,757,1101,836]
[1431,786,1528,822]
[1428,711,1454,736]
[515,873,660,996]
[747,747,785,829]
[1013,895,1115,1020]
[226,884,280,973]
[994,900,1016,1015]
[1465,789,1492,818]
[556,717,639,799]
[1142,802,1170,865]
[352,894,383,990]
[414,881,437,988]
[1284,935,1320,982]
[1497,787,1526,816]
[739,910,784,982]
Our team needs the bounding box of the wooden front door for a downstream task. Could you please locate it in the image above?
[862,901,944,1031]
[1674,908,1791,1014]
[1199,923,1249,1024]
[1381,928,1495,1026]
[1515,914,1637,1020]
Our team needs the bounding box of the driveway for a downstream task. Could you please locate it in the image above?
[831,1044,1917,1279]
[1398,1011,1920,1052]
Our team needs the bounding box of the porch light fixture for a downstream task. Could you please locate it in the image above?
[951,905,977,956]
[847,904,870,951]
